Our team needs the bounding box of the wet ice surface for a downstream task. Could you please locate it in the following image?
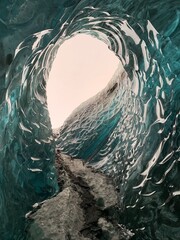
[0,0,179,239]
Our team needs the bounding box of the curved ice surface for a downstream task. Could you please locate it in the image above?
[0,0,179,239]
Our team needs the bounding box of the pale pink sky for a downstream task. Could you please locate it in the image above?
[47,34,119,128]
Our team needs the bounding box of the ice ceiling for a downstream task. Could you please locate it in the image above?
[0,0,179,239]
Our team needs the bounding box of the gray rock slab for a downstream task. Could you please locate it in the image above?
[27,152,134,240]
[28,187,88,240]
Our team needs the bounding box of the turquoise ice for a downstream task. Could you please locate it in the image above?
[0,0,179,239]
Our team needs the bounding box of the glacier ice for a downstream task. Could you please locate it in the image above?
[0,0,179,239]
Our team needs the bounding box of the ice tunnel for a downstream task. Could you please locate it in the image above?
[0,0,179,239]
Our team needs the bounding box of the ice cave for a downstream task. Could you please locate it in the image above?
[0,0,179,239]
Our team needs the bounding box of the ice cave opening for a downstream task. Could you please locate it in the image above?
[46,34,119,129]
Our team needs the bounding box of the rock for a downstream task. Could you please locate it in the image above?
[27,152,134,240]
[57,153,118,210]
[27,187,87,240]
[98,218,134,240]
[98,218,121,240]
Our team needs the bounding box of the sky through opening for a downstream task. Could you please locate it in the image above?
[47,34,119,129]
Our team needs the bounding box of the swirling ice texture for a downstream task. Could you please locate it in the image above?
[0,0,179,239]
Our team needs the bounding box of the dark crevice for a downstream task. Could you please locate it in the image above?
[107,82,118,95]
[6,53,13,65]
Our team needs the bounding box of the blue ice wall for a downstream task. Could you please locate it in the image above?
[0,0,179,239]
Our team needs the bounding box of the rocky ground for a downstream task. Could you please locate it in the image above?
[27,150,134,240]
